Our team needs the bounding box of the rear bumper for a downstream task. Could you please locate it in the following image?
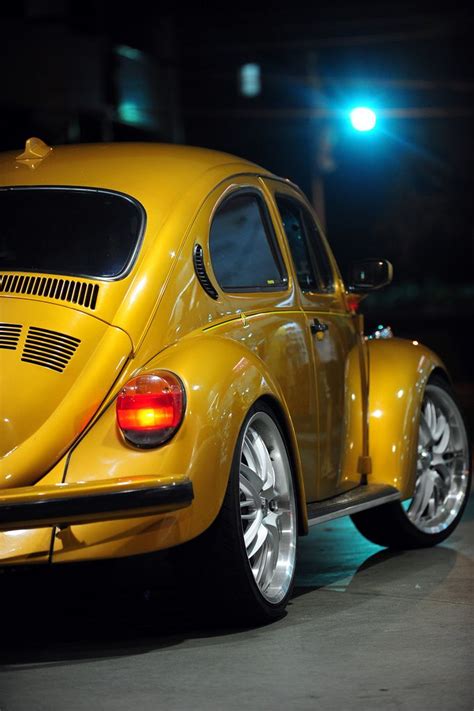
[0,475,194,531]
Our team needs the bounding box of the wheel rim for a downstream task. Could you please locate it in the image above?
[239,412,297,604]
[407,384,470,534]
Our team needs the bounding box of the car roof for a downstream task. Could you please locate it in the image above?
[0,141,269,212]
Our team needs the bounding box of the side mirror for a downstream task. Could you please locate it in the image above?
[346,259,393,293]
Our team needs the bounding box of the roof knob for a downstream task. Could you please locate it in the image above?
[16,137,53,168]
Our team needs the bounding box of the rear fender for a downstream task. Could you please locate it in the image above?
[368,338,447,498]
[53,334,307,562]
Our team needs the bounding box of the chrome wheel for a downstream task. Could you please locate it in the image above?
[239,411,297,604]
[407,384,470,534]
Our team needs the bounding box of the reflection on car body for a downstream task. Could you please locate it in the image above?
[0,138,470,622]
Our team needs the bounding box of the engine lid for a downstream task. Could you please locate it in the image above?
[0,297,132,488]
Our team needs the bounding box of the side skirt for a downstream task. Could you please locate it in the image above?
[307,484,401,527]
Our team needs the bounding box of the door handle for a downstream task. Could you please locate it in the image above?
[310,318,329,335]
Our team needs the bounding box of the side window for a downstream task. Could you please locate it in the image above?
[209,192,287,291]
[275,195,334,293]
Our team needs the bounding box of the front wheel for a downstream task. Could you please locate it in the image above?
[352,376,471,549]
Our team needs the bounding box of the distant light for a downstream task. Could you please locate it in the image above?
[240,63,261,97]
[118,101,144,125]
[116,45,144,62]
[350,107,377,132]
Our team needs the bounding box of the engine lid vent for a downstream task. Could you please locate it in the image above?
[0,322,22,351]
[21,326,80,373]
[0,274,99,310]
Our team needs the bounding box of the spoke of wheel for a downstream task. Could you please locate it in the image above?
[424,401,434,432]
[242,438,259,476]
[410,469,436,522]
[433,418,450,454]
[428,497,436,518]
[433,413,447,441]
[240,462,263,500]
[251,430,273,489]
[240,484,261,534]
[256,522,279,588]
[246,520,268,558]
[261,447,277,495]
[419,412,433,448]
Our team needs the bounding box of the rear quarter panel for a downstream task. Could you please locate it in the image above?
[52,332,310,562]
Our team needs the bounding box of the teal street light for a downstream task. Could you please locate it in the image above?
[350,107,377,132]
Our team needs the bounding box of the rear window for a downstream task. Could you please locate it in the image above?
[0,187,144,279]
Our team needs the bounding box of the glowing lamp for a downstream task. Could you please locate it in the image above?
[350,107,377,132]
[117,371,185,448]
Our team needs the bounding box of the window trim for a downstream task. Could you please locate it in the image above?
[209,188,289,294]
[275,192,335,295]
[0,185,147,282]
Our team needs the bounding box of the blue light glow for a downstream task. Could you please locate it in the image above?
[350,107,377,132]
[239,64,261,97]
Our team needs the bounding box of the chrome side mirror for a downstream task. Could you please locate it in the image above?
[347,259,393,293]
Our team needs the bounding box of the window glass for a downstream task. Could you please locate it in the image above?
[301,207,334,292]
[275,195,334,293]
[210,192,286,291]
[0,188,143,279]
[275,197,318,291]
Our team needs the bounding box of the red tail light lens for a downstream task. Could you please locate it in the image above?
[116,371,185,448]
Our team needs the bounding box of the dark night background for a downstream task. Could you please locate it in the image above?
[1,1,473,424]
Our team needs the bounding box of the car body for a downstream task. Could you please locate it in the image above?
[0,138,470,620]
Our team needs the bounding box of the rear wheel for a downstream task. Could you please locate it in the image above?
[175,402,298,623]
[237,406,297,611]
[352,376,471,548]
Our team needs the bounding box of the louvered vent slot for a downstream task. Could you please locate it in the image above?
[0,274,99,310]
[193,244,219,300]
[21,327,80,373]
[0,322,22,351]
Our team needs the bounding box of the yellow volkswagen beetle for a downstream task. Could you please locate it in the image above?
[0,138,470,621]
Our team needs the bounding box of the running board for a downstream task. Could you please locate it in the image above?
[307,484,401,527]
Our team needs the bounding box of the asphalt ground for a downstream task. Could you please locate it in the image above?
[1,493,473,711]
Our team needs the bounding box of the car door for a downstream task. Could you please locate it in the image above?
[262,178,362,500]
[175,174,320,502]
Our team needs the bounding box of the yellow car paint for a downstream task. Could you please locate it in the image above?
[0,140,449,566]
[367,338,447,498]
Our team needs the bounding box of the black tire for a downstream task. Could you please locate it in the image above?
[174,401,298,624]
[352,375,471,549]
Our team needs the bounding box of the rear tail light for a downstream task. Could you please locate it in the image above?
[116,371,185,448]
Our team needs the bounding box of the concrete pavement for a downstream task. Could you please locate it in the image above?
[1,495,473,711]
